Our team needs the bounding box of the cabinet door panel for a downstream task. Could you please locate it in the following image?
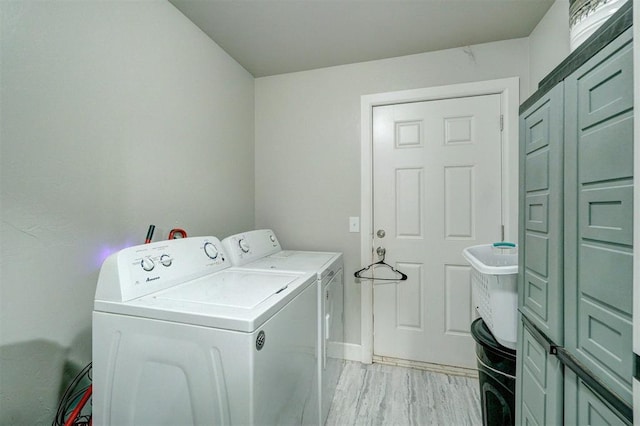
[525,194,549,233]
[564,369,631,426]
[516,318,563,426]
[579,116,633,184]
[579,297,632,383]
[564,27,633,405]
[525,234,549,277]
[577,42,633,131]
[581,185,633,245]
[523,272,549,321]
[525,103,551,154]
[518,84,564,343]
[580,245,633,313]
[525,150,550,192]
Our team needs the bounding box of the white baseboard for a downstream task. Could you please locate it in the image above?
[327,343,477,379]
[327,342,363,362]
[372,355,479,378]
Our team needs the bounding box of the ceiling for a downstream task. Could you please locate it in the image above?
[169,0,555,78]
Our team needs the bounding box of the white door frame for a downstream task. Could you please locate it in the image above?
[359,77,520,364]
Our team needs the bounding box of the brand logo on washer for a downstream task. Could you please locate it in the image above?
[256,330,266,351]
[146,276,160,282]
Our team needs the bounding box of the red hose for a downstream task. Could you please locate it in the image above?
[64,384,92,426]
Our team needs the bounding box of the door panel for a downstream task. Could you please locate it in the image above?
[372,94,502,368]
[444,166,474,238]
[395,262,422,329]
[396,168,423,237]
[445,264,473,335]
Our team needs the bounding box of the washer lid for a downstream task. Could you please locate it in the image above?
[156,269,294,308]
[94,269,315,332]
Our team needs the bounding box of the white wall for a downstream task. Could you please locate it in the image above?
[0,1,254,423]
[255,38,530,350]
[528,0,570,95]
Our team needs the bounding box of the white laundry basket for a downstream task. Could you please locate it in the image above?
[463,243,518,350]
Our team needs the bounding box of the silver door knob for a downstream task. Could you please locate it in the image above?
[376,247,386,257]
[377,229,386,238]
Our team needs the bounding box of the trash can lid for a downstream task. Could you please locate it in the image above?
[471,318,516,359]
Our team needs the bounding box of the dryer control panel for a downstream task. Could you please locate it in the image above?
[222,229,281,266]
[95,236,229,303]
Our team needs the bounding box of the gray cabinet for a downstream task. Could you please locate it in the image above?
[517,26,633,426]
[564,27,634,406]
[518,83,564,345]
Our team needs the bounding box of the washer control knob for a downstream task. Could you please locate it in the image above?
[269,234,276,243]
[203,242,218,260]
[141,257,155,272]
[160,254,172,267]
[239,238,250,253]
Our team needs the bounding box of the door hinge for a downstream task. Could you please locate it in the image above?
[500,115,504,132]
[501,225,505,241]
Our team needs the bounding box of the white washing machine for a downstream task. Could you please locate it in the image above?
[92,236,318,426]
[221,229,344,426]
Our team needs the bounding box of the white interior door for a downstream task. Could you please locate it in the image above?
[372,94,502,369]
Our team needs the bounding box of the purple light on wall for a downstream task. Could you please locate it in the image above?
[94,240,135,269]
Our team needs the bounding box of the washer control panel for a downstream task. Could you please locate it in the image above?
[221,229,281,266]
[95,236,229,303]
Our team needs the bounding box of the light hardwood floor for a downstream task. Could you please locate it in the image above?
[326,361,482,426]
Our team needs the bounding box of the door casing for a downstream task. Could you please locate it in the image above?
[359,77,520,363]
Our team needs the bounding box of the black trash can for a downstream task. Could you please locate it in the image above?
[470,318,516,426]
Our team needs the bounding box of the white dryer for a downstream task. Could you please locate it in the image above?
[92,236,318,426]
[222,229,344,426]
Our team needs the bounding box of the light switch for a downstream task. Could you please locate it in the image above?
[349,217,360,233]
